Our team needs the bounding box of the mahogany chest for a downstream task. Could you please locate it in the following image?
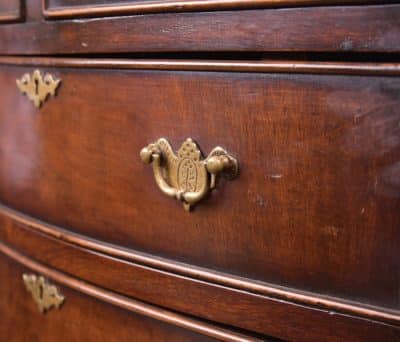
[0,1,399,341]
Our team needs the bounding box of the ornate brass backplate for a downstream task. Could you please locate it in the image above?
[140,138,238,211]
[16,70,61,108]
[22,273,65,313]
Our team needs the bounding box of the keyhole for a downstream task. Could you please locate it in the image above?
[34,79,39,95]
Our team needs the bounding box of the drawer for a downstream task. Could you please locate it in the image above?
[0,253,229,342]
[1,3,400,54]
[0,58,399,318]
[0,210,398,341]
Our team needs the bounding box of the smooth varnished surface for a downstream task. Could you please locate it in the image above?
[0,211,399,341]
[0,254,223,342]
[1,2,400,54]
[0,63,398,314]
[2,57,400,76]
[1,0,399,339]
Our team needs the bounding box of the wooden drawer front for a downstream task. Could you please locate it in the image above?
[0,0,22,22]
[0,255,217,342]
[0,61,399,314]
[2,5,400,54]
[1,211,398,341]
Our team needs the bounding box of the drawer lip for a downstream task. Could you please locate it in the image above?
[42,0,400,19]
[1,57,400,76]
[1,203,399,327]
[0,243,260,342]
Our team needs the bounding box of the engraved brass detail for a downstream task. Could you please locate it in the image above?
[16,70,61,108]
[22,273,65,313]
[140,138,238,211]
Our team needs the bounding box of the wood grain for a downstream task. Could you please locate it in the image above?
[1,203,399,327]
[0,63,398,315]
[1,0,399,340]
[0,246,250,342]
[0,4,400,54]
[1,219,400,341]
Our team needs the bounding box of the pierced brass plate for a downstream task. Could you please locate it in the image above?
[22,273,65,313]
[140,138,238,211]
[16,70,61,108]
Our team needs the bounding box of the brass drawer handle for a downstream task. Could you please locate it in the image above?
[23,273,65,313]
[140,138,238,211]
[16,70,61,108]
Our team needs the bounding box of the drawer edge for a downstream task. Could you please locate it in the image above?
[0,241,261,342]
[1,57,400,76]
[1,203,399,328]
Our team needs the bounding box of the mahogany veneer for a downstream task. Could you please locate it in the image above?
[2,3,400,54]
[0,254,235,342]
[0,1,399,341]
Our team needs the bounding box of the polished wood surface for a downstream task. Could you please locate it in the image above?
[1,57,400,76]
[1,3,400,54]
[0,254,225,342]
[1,0,399,340]
[0,208,399,341]
[0,62,398,315]
[1,202,398,327]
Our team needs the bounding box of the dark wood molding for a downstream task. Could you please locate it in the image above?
[1,57,400,76]
[0,12,20,22]
[0,241,260,342]
[1,203,399,327]
[42,0,400,19]
[0,0,23,23]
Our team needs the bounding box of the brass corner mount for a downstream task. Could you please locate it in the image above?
[140,138,238,211]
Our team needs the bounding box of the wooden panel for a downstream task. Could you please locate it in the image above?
[0,0,22,22]
[1,213,399,340]
[42,0,400,18]
[0,61,399,315]
[0,254,220,342]
[1,5,400,54]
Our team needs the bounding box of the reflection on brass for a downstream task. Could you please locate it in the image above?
[140,138,238,211]
[22,273,65,313]
[16,70,61,108]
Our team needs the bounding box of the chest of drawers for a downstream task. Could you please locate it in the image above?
[0,1,399,341]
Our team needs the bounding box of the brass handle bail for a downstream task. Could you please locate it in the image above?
[140,138,238,211]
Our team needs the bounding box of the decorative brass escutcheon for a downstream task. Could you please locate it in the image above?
[16,70,61,108]
[22,273,65,313]
[140,138,238,211]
